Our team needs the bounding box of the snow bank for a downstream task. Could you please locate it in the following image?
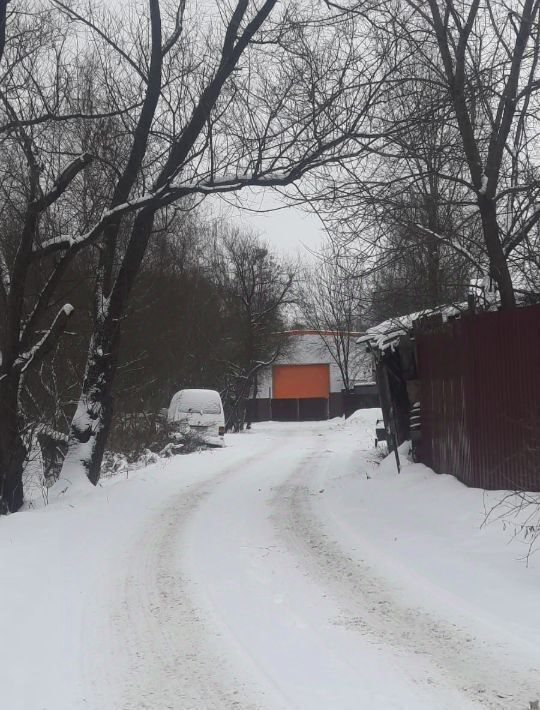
[0,436,272,710]
[312,436,540,668]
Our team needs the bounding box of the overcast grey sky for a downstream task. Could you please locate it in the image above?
[206,189,327,263]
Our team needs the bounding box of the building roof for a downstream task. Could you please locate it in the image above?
[357,304,466,351]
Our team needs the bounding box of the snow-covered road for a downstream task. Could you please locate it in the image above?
[2,411,540,709]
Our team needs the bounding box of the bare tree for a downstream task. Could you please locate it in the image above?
[300,247,366,391]
[393,0,540,308]
[0,5,99,511]
[0,0,166,511]
[314,1,540,314]
[213,227,295,431]
[360,79,476,315]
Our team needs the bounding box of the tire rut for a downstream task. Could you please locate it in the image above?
[269,445,540,710]
[110,449,275,710]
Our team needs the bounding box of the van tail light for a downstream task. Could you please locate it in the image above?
[219,426,225,436]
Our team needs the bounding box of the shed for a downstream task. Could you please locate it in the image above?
[362,301,540,491]
[358,305,465,454]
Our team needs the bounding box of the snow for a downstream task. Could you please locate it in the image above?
[167,388,223,418]
[2,412,540,709]
[479,173,489,195]
[359,303,466,350]
[47,400,98,499]
[171,170,292,195]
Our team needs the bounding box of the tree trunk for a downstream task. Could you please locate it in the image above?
[64,311,121,485]
[246,372,258,428]
[0,373,26,512]
[64,210,154,483]
[478,195,516,309]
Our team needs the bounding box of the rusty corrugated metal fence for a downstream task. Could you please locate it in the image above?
[416,304,540,490]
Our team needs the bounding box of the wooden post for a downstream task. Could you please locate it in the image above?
[390,404,401,474]
[379,357,401,473]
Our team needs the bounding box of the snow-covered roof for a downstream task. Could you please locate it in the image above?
[358,304,466,351]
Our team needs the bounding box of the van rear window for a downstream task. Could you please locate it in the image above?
[177,391,221,414]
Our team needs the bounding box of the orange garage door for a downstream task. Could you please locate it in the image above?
[273,364,330,399]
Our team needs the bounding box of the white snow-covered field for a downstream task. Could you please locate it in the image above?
[1,410,539,710]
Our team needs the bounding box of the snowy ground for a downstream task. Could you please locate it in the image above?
[1,410,540,710]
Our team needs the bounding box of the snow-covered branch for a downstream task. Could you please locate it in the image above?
[14,304,74,374]
[414,223,485,273]
[32,186,172,258]
[33,170,301,259]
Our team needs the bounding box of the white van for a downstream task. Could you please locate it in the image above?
[167,389,225,445]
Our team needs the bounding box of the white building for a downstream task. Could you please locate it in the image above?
[252,330,376,421]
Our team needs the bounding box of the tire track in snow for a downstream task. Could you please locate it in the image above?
[270,438,540,710]
[107,446,277,710]
[174,428,467,710]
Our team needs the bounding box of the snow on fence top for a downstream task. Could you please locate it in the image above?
[358,304,466,352]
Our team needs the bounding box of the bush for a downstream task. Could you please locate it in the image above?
[101,412,213,478]
[106,411,171,463]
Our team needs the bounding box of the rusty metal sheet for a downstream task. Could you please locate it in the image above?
[416,304,540,491]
